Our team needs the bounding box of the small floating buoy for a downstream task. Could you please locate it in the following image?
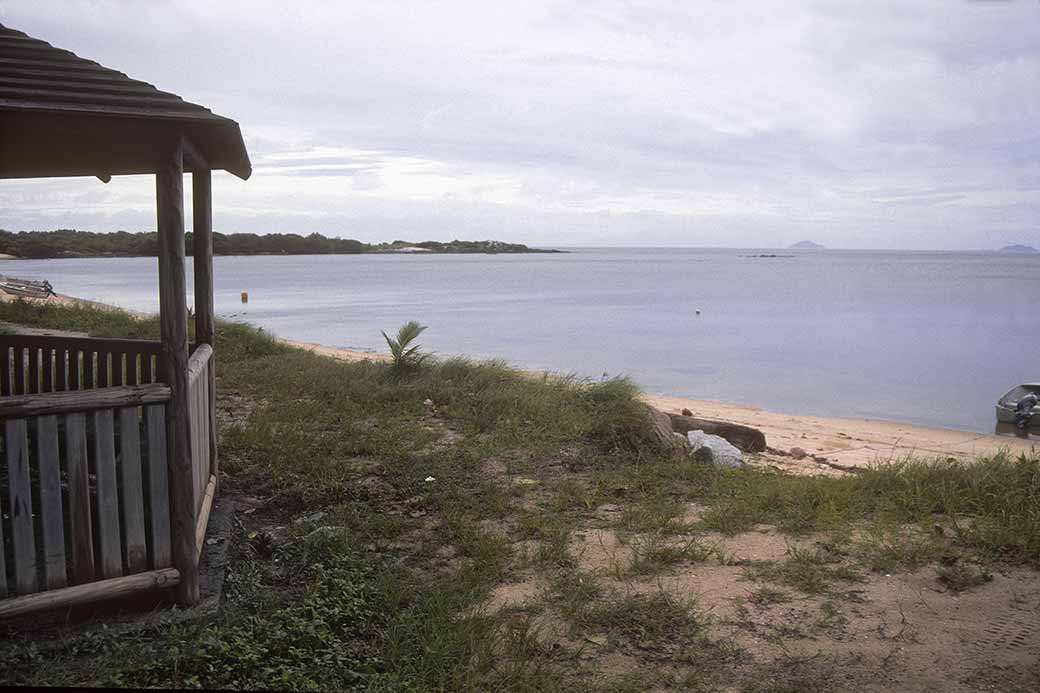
[241,291,248,304]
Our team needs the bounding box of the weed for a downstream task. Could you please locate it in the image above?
[937,561,994,592]
[381,320,429,373]
[628,534,715,575]
[746,585,792,606]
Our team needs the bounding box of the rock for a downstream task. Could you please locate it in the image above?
[790,447,807,460]
[669,414,766,452]
[293,511,325,524]
[648,406,676,446]
[686,430,743,467]
[681,408,693,416]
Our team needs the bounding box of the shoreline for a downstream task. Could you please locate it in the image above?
[5,291,1036,473]
[281,337,1037,473]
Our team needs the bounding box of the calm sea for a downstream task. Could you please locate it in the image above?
[2,248,1037,433]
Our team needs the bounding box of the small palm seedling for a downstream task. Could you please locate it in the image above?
[382,320,429,372]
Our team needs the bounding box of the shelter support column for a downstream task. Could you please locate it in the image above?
[157,138,198,606]
[192,169,219,493]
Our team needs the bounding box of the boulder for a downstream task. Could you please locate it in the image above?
[687,430,743,467]
[648,406,675,445]
[647,406,689,452]
[790,446,807,460]
[669,414,766,452]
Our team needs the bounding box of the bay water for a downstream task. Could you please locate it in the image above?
[3,248,1036,433]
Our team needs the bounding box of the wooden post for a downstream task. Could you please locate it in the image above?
[192,168,219,494]
[156,137,198,606]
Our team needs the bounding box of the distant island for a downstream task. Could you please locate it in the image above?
[998,244,1037,254]
[788,240,825,249]
[0,229,563,259]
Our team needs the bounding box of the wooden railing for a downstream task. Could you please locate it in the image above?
[0,335,218,619]
[0,383,177,616]
[187,344,215,555]
[0,335,163,396]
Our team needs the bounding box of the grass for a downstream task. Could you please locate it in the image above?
[0,299,1037,691]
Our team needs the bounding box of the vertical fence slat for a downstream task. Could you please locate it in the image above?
[65,412,94,584]
[36,415,67,590]
[203,362,212,480]
[42,346,53,393]
[93,409,122,579]
[196,375,205,511]
[146,404,171,568]
[119,407,148,574]
[5,419,37,594]
[126,353,139,387]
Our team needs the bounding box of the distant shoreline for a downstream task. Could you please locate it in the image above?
[0,229,565,260]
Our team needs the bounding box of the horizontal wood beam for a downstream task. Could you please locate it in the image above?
[0,334,162,354]
[0,568,179,620]
[0,383,170,418]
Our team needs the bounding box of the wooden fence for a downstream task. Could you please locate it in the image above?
[0,336,216,619]
[0,334,162,395]
[187,344,215,558]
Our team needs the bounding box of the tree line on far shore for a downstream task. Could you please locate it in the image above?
[0,229,553,258]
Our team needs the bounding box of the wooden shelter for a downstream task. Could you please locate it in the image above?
[0,23,250,617]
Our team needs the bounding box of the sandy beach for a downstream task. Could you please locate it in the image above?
[4,291,1035,473]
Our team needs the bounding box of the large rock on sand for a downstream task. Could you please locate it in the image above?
[669,414,766,452]
[648,406,689,452]
[687,430,743,467]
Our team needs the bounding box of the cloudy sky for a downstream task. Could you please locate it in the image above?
[1,0,1038,249]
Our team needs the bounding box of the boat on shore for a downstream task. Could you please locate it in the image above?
[0,275,54,299]
[995,383,1040,430]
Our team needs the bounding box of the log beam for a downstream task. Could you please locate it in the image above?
[192,169,219,492]
[156,137,198,606]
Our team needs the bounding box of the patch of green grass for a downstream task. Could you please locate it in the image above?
[854,523,943,573]
[627,534,715,576]
[616,495,687,534]
[595,448,1040,567]
[749,544,863,595]
[579,592,703,649]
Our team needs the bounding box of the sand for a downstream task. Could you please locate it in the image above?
[4,291,1035,472]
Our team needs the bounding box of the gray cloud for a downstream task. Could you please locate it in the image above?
[1,0,1038,249]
